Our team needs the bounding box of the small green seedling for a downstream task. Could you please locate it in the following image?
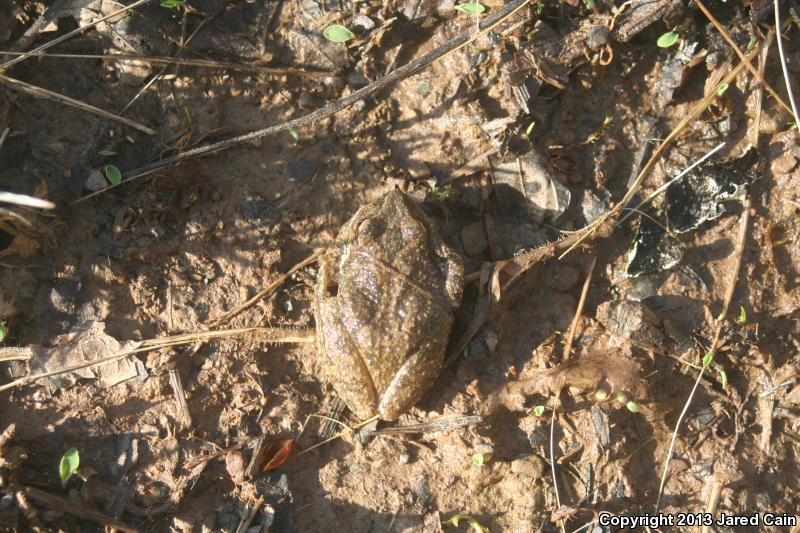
[525,121,536,136]
[59,447,80,488]
[584,0,596,9]
[125,135,135,144]
[455,1,486,14]
[104,165,123,186]
[429,185,453,202]
[736,306,747,325]
[182,105,193,125]
[443,514,490,532]
[593,387,609,401]
[626,401,640,413]
[323,24,356,43]
[0,323,7,343]
[160,0,184,8]
[716,83,730,96]
[615,391,628,404]
[789,121,798,131]
[98,150,118,157]
[289,128,300,141]
[471,452,491,467]
[703,351,715,367]
[718,369,728,389]
[533,405,546,417]
[657,31,679,48]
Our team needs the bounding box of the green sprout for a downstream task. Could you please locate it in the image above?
[716,83,730,96]
[703,351,715,367]
[533,405,546,417]
[626,401,640,413]
[455,1,486,14]
[289,128,301,141]
[615,391,628,404]
[736,306,747,325]
[657,31,679,48]
[718,369,728,389]
[0,323,7,342]
[443,514,490,532]
[525,121,536,136]
[59,448,80,489]
[160,0,184,8]
[471,452,491,467]
[429,185,454,202]
[104,165,123,186]
[323,24,356,43]
[98,150,118,157]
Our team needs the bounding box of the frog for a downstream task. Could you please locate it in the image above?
[314,190,464,420]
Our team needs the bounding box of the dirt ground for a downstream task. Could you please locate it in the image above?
[0,0,799,531]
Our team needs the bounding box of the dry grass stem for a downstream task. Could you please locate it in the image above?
[654,198,751,512]
[0,74,156,135]
[696,0,794,117]
[562,256,597,362]
[0,0,151,72]
[774,0,800,129]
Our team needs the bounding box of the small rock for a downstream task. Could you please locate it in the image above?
[596,300,664,351]
[85,169,108,192]
[225,450,247,484]
[461,221,488,256]
[399,453,411,465]
[587,26,610,50]
[771,153,797,176]
[351,13,375,32]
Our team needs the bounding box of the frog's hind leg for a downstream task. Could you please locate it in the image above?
[317,298,380,420]
[377,322,450,421]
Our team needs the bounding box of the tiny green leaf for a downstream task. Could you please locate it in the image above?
[626,401,640,413]
[59,448,80,489]
[104,165,123,186]
[125,135,135,144]
[160,0,184,8]
[718,369,728,389]
[98,150,118,157]
[0,323,7,343]
[471,453,486,467]
[789,121,798,131]
[182,105,192,125]
[747,36,757,50]
[657,31,679,48]
[533,405,546,417]
[323,24,356,43]
[443,514,490,532]
[736,306,747,325]
[584,0,595,8]
[703,351,715,367]
[716,83,730,96]
[525,121,536,136]
[615,392,628,404]
[455,2,487,14]
[289,128,300,141]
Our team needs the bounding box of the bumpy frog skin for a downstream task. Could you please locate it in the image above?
[314,191,463,420]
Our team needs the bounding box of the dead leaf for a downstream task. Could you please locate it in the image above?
[260,437,295,472]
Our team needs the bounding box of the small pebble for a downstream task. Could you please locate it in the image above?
[771,153,797,175]
[399,453,411,465]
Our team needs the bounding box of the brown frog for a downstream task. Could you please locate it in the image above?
[314,191,463,420]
